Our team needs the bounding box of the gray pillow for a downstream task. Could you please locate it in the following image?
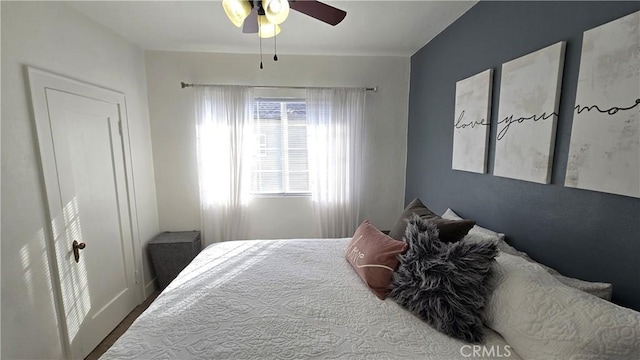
[389,198,475,243]
[442,208,613,301]
[389,214,498,343]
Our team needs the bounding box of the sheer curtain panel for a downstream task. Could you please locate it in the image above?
[195,86,254,245]
[307,87,366,238]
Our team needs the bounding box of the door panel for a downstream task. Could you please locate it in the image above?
[45,89,138,359]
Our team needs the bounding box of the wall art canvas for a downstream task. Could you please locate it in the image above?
[452,69,493,173]
[493,42,566,184]
[565,11,640,198]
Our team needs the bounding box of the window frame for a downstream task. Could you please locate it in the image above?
[251,96,311,197]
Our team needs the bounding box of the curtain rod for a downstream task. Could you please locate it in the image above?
[180,82,378,93]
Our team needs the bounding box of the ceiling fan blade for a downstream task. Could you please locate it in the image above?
[289,0,346,26]
[242,7,258,33]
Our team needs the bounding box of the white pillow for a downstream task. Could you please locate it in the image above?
[486,252,640,360]
[442,208,506,241]
[442,208,613,301]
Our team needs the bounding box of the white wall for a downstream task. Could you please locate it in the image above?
[1,2,159,359]
[145,51,410,239]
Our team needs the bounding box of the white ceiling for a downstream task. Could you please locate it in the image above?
[70,1,476,57]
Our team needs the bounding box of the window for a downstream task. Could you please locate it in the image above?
[251,99,310,194]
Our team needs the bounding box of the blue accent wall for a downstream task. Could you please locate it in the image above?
[406,1,640,310]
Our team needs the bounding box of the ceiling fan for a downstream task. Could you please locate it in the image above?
[222,0,347,38]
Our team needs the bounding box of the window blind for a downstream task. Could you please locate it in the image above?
[252,99,309,194]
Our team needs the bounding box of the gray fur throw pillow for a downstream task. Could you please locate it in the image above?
[389,214,498,343]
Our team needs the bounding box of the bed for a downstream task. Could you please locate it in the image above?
[102,238,519,359]
[102,210,640,360]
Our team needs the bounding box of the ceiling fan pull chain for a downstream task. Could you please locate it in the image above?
[259,13,264,69]
[273,23,279,61]
[260,38,264,70]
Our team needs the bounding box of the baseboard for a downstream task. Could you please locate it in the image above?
[144,278,157,300]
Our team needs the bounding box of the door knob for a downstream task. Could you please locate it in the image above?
[72,240,86,263]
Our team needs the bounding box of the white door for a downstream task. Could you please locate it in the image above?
[29,68,140,359]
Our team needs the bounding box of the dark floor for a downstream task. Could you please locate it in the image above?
[85,291,160,360]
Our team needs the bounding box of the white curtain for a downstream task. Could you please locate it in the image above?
[195,85,254,246]
[307,87,366,238]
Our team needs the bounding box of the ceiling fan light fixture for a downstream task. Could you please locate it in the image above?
[222,0,252,28]
[263,0,290,25]
[258,15,281,38]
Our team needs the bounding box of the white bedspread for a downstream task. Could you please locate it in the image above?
[102,238,520,359]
